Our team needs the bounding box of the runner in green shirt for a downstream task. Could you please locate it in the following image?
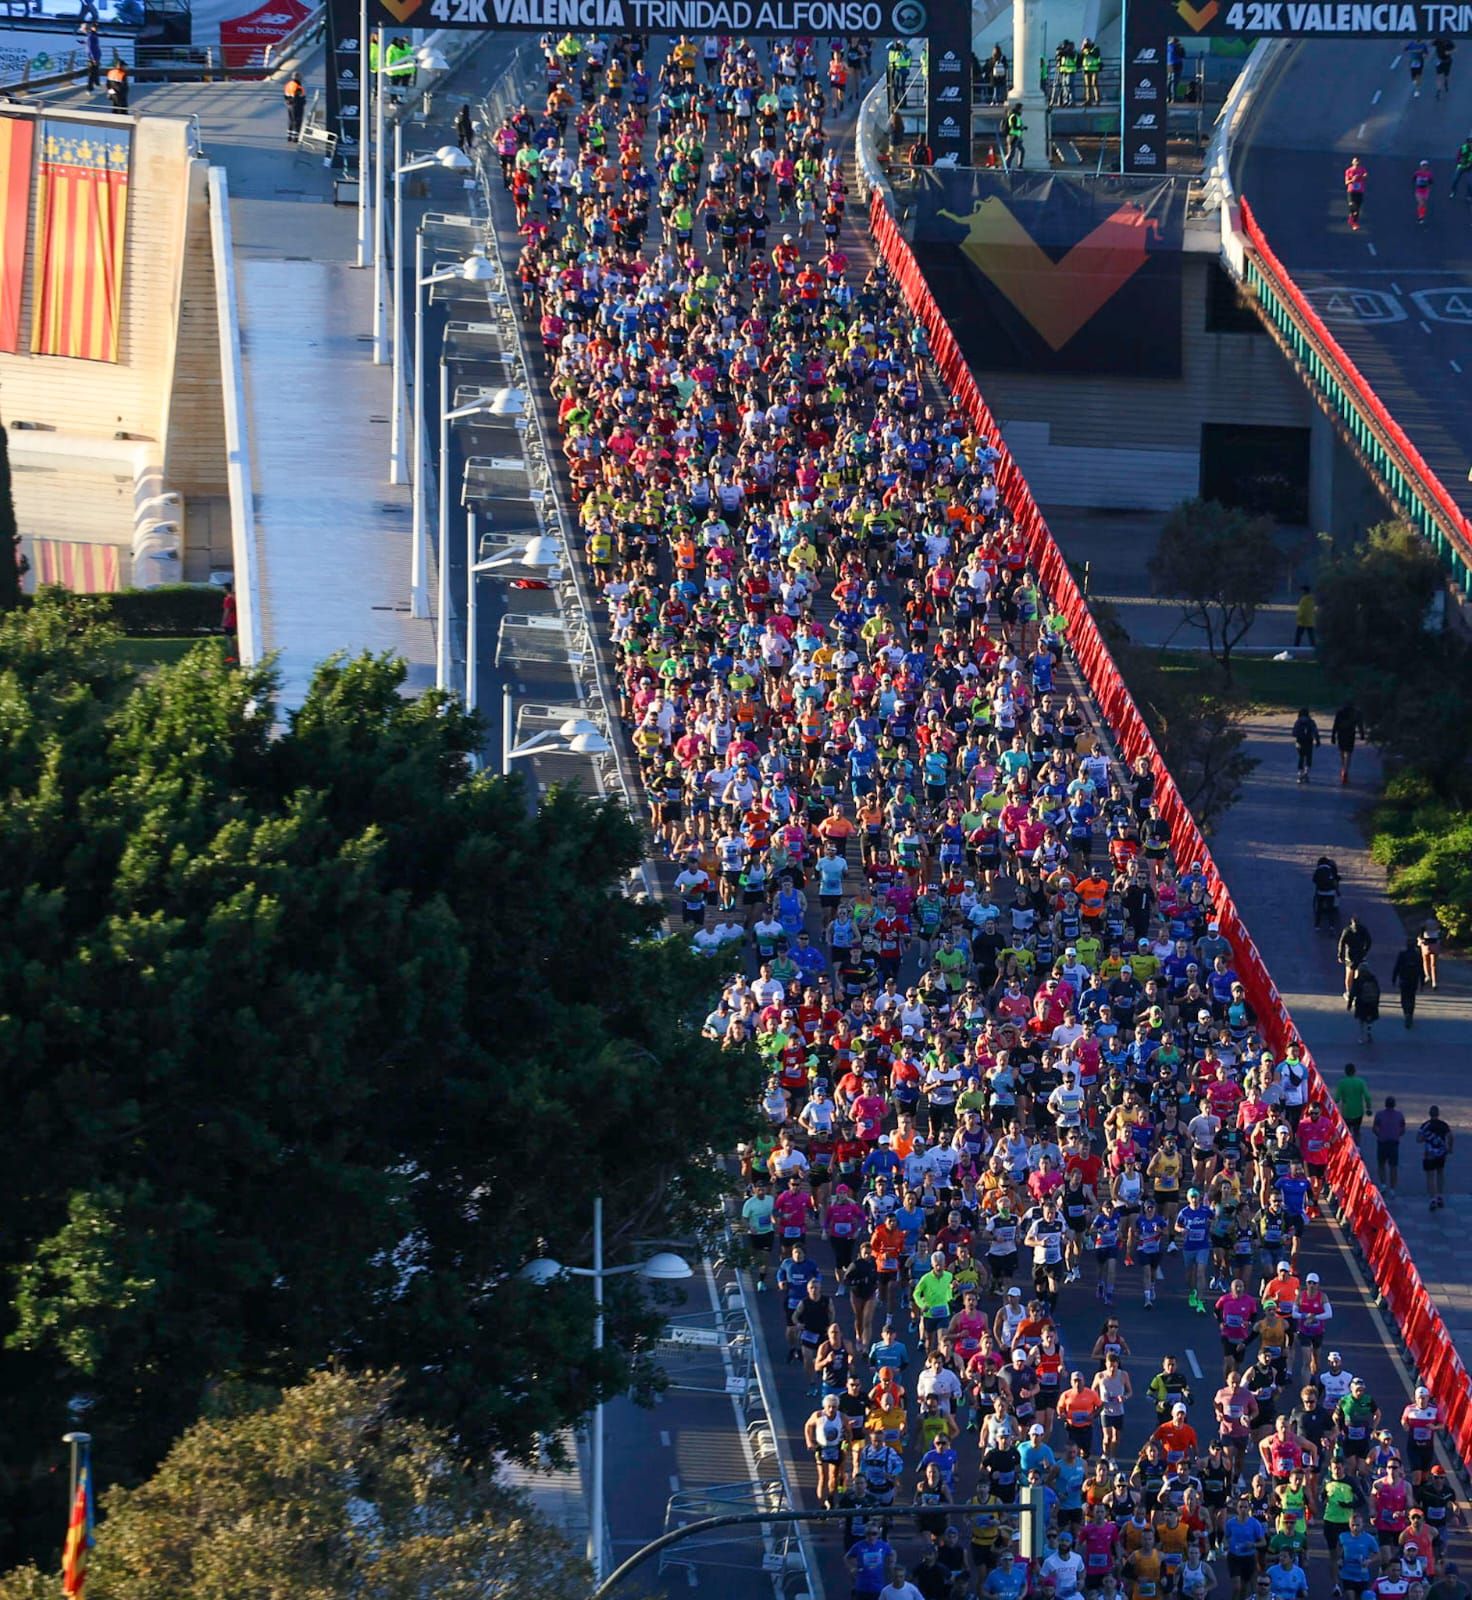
[912,1252,955,1349]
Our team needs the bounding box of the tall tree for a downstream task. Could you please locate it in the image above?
[0,425,19,612]
[0,595,756,1563]
[0,1370,588,1600]
[1316,521,1472,789]
[1148,498,1282,684]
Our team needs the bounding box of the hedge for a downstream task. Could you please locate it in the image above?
[1368,770,1472,944]
[97,585,225,637]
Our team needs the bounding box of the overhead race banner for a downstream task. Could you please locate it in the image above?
[361,0,933,29]
[1142,0,1472,35]
[911,171,1185,378]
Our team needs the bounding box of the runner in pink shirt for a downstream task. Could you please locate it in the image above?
[1215,1278,1261,1378]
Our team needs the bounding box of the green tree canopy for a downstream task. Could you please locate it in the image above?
[1316,521,1472,789]
[0,594,756,1560]
[0,1370,587,1600]
[1148,498,1283,683]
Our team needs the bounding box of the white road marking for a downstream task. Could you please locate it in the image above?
[1185,1348,1204,1379]
[1326,1217,1465,1483]
[1421,319,1433,333]
[1392,282,1402,294]
[660,1429,672,1447]
[1389,54,1400,68]
[1372,87,1383,103]
[1452,359,1463,373]
[1357,122,1367,138]
[686,1569,699,1588]
[669,1474,681,1492]
[1367,241,1378,256]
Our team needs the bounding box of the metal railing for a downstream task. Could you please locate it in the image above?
[1240,209,1472,595]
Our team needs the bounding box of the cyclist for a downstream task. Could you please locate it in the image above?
[1449,134,1472,197]
[1407,38,1428,96]
[1345,156,1369,230]
[1414,160,1433,224]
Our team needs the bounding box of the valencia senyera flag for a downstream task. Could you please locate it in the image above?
[60,1465,93,1598]
[0,116,34,353]
[31,120,131,363]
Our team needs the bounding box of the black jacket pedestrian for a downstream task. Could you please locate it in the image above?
[1349,967,1381,1023]
[1337,921,1371,967]
[1390,946,1422,996]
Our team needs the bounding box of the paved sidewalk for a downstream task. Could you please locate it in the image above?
[1209,711,1472,1351]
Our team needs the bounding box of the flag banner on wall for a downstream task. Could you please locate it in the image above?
[0,116,34,353]
[29,538,123,593]
[911,170,1186,379]
[31,120,130,363]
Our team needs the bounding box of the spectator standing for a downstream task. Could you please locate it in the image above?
[1004,104,1026,168]
[1417,1107,1453,1211]
[1293,586,1316,648]
[454,104,475,155]
[1333,1063,1372,1147]
[85,23,102,93]
[1080,38,1102,105]
[1390,935,1423,1028]
[1166,36,1186,99]
[1373,1097,1407,1196]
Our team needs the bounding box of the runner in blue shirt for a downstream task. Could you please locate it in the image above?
[1335,1513,1380,1599]
[847,1527,896,1595]
[1265,1550,1308,1600]
[1223,1501,1267,1594]
[984,1548,1029,1600]
[1175,1187,1215,1314]
[1137,1199,1166,1308]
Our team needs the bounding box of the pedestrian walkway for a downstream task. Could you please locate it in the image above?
[1209,710,1472,1351]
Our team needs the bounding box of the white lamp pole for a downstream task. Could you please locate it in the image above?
[465,509,478,712]
[411,226,428,616]
[516,1204,692,1586]
[355,0,369,269]
[372,26,387,364]
[437,357,451,689]
[390,112,406,481]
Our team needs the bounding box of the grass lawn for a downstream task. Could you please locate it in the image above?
[102,636,206,669]
[1150,651,1345,711]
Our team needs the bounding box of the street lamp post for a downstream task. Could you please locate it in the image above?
[372,26,386,363]
[466,529,560,715]
[519,1199,692,1585]
[409,241,496,617]
[355,0,370,270]
[61,1431,91,1508]
[500,688,608,778]
[390,143,473,484]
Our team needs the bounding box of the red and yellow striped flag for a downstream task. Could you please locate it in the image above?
[0,116,33,353]
[60,1466,91,1598]
[31,120,130,363]
[30,539,122,593]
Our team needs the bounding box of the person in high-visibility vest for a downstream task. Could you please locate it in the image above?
[283,74,306,142]
[1080,39,1102,106]
[385,36,416,91]
[105,58,128,113]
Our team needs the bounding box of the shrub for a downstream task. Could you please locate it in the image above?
[99,585,224,637]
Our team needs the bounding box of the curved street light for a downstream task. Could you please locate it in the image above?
[518,1198,693,1585]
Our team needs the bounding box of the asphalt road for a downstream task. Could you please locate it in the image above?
[1236,41,1472,516]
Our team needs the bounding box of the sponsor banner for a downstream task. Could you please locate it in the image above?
[218,0,311,69]
[1141,0,1472,34]
[0,22,135,82]
[924,5,972,166]
[1122,34,1165,173]
[911,169,1185,377]
[361,0,934,34]
[324,0,358,163]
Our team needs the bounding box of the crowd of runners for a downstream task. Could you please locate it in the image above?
[495,27,1467,1600]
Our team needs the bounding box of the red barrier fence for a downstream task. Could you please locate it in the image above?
[1239,195,1472,580]
[869,189,1472,1471]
